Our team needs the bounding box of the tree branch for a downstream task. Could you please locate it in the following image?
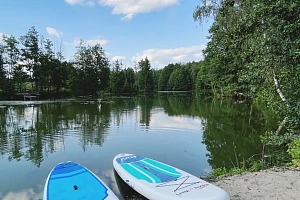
[273,69,287,104]
[273,70,289,135]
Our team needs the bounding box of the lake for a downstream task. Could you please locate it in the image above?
[0,94,277,199]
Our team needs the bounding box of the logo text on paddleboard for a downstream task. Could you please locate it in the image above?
[121,156,136,163]
[176,184,209,196]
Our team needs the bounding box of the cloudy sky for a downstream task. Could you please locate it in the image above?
[1,0,212,69]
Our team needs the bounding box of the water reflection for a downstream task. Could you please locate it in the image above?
[0,101,111,167]
[0,95,279,200]
[0,95,278,170]
[0,188,42,200]
[114,170,148,200]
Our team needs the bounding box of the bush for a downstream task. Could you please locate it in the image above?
[288,136,300,167]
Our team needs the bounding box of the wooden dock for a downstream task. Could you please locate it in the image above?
[14,93,41,101]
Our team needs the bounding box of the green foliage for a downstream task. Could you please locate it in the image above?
[249,161,263,172]
[123,67,136,93]
[19,26,40,90]
[211,167,227,177]
[168,65,192,91]
[0,46,7,93]
[158,63,175,91]
[193,0,300,170]
[212,166,247,177]
[138,58,154,93]
[288,136,300,167]
[260,131,294,146]
[72,40,110,97]
[110,60,124,94]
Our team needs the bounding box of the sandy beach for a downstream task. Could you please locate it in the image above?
[212,167,300,200]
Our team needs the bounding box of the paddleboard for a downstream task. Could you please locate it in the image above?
[43,161,119,200]
[114,169,147,200]
[113,153,230,200]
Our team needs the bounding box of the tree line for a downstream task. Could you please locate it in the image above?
[193,0,300,165]
[0,27,200,100]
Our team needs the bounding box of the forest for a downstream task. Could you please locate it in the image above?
[0,26,195,99]
[193,0,300,167]
[0,0,299,166]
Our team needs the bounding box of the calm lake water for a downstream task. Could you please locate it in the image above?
[0,94,277,200]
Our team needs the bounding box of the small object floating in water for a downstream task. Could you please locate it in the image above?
[43,161,119,200]
[113,153,230,200]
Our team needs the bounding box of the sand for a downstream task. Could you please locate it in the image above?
[211,167,300,200]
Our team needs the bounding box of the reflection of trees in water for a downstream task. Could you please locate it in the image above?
[109,96,154,127]
[197,98,279,169]
[0,102,111,167]
[157,94,278,169]
[114,169,148,200]
[139,96,154,126]
[158,93,194,116]
[110,97,139,126]
[0,95,279,169]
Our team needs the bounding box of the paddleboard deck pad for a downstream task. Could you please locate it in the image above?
[113,153,230,200]
[43,161,119,200]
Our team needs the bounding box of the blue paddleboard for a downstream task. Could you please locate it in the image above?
[43,161,119,200]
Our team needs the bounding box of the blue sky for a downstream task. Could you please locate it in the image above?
[0,0,212,69]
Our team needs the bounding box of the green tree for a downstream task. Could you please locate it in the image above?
[73,40,110,97]
[19,26,40,91]
[138,58,154,93]
[3,35,19,80]
[168,64,192,91]
[194,0,300,143]
[123,67,136,94]
[110,60,125,94]
[2,35,23,93]
[158,63,175,91]
[0,44,7,94]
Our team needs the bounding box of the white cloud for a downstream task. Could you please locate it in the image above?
[64,0,179,19]
[105,52,112,58]
[65,0,94,6]
[87,1,95,6]
[121,14,134,21]
[131,45,206,69]
[86,39,108,46]
[98,0,180,20]
[99,169,120,195]
[0,188,42,200]
[65,0,83,5]
[72,36,108,46]
[111,56,126,62]
[46,27,63,38]
[150,110,206,131]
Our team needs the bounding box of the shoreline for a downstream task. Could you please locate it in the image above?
[211,167,300,200]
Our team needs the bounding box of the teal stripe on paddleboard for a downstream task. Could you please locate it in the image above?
[121,164,153,183]
[140,160,181,177]
[143,158,180,175]
[130,163,162,183]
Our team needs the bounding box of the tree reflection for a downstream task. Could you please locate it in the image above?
[110,97,138,126]
[157,94,278,169]
[0,95,279,170]
[139,96,154,126]
[0,101,111,167]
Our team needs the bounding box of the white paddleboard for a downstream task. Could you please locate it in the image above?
[113,153,230,200]
[43,161,119,200]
